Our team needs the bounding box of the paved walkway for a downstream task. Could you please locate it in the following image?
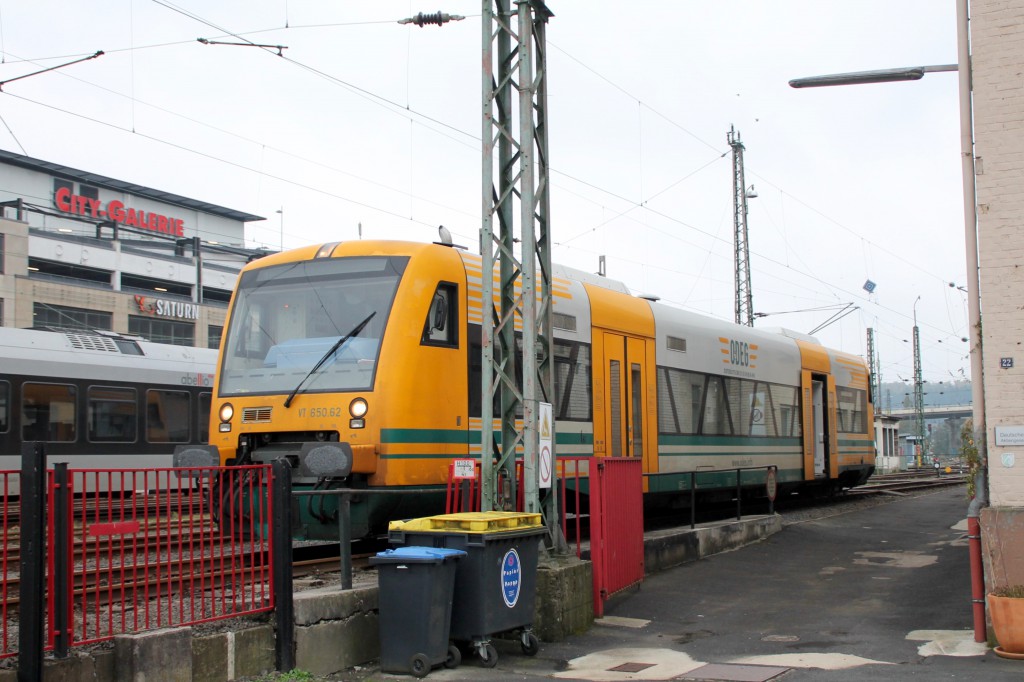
[338,487,1022,681]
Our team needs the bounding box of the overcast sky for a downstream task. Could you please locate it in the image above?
[0,1,972,393]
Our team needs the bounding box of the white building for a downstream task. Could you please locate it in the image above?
[0,149,267,347]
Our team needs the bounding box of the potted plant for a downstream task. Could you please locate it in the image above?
[989,585,1024,658]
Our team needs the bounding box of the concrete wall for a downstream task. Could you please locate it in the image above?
[974,0,1024,508]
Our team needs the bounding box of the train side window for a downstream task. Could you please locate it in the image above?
[554,341,592,421]
[199,392,212,443]
[700,376,733,436]
[146,389,192,443]
[22,382,77,442]
[421,283,458,347]
[836,386,867,434]
[657,367,704,435]
[0,381,9,433]
[770,384,802,437]
[87,386,137,443]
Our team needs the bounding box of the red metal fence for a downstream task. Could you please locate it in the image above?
[587,457,644,616]
[1,464,275,659]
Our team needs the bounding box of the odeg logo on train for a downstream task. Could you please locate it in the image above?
[501,549,522,608]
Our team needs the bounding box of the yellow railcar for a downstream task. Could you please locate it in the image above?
[209,240,874,537]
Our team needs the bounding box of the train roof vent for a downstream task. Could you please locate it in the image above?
[64,331,144,355]
[666,335,687,353]
[552,312,577,332]
[65,332,120,352]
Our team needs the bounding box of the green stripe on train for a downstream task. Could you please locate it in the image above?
[645,467,803,493]
[657,435,802,447]
[380,428,593,446]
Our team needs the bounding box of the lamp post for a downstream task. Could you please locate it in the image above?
[276,208,284,252]
[913,297,925,468]
[788,0,986,642]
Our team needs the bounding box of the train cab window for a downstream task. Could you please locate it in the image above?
[22,383,77,442]
[0,381,9,433]
[199,392,212,442]
[146,389,191,443]
[88,386,137,443]
[422,283,458,347]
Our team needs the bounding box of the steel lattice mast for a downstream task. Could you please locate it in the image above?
[728,126,754,327]
[480,0,560,544]
[867,327,881,413]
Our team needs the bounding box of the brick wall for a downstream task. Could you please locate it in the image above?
[973,0,1024,507]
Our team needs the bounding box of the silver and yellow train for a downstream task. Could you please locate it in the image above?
[208,239,875,537]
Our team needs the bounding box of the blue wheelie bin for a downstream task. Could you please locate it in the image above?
[388,512,546,668]
[369,546,466,678]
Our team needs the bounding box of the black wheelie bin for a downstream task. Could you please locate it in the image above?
[388,511,546,668]
[369,546,466,677]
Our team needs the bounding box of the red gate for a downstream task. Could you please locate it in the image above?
[589,457,644,617]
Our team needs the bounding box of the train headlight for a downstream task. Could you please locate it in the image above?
[349,397,368,429]
[349,398,368,418]
[218,403,234,433]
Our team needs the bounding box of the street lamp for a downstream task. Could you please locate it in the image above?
[788,0,986,642]
[788,64,957,88]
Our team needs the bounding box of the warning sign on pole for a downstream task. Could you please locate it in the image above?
[539,402,552,489]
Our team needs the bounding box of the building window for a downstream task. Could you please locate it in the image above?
[207,325,223,350]
[28,258,112,288]
[79,184,99,202]
[53,179,73,209]
[0,381,9,433]
[0,233,4,274]
[202,287,232,304]
[129,315,195,346]
[33,303,112,331]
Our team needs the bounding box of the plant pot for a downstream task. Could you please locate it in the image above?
[989,593,1024,655]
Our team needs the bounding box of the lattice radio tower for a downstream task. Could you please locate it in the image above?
[729,126,755,326]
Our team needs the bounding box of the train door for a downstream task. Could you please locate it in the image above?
[598,332,652,468]
[801,370,832,479]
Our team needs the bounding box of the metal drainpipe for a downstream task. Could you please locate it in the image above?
[968,467,988,642]
[956,0,988,644]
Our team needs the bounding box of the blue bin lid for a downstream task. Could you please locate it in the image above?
[370,546,467,564]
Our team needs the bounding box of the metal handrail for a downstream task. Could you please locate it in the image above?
[645,464,779,530]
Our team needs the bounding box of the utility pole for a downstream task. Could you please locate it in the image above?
[913,297,925,467]
[867,328,881,413]
[728,126,754,326]
[480,0,563,549]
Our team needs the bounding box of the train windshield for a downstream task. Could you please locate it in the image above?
[218,256,408,397]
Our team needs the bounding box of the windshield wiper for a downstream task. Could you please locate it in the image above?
[283,311,376,408]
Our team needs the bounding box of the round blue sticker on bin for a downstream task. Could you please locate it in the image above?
[501,548,522,608]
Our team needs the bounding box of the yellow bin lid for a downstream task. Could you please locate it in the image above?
[389,511,542,534]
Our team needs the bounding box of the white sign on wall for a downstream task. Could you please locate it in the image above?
[995,426,1024,446]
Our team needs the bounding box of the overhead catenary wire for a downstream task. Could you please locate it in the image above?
[0,3,962,376]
